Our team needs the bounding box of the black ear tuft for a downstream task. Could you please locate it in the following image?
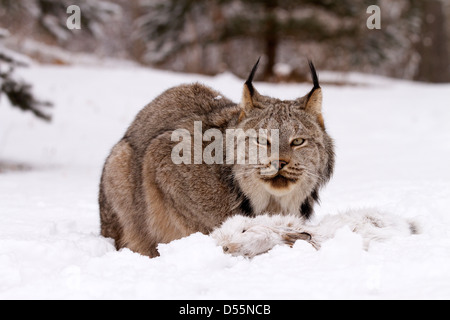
[308,60,320,90]
[245,57,261,96]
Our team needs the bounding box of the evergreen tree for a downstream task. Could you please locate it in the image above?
[0,0,121,44]
[0,0,123,121]
[137,0,390,80]
[0,28,52,121]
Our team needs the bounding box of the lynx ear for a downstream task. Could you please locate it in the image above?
[304,61,325,129]
[239,58,261,122]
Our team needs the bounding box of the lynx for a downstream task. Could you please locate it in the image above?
[99,59,335,257]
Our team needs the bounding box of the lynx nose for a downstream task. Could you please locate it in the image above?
[271,160,288,171]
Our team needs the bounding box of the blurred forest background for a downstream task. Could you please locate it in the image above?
[1,0,450,120]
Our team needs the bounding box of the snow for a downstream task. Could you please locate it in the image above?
[274,63,292,77]
[1,64,450,299]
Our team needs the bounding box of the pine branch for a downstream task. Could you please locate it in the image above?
[0,70,53,122]
[1,39,53,122]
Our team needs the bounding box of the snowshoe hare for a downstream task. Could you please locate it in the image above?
[211,209,419,258]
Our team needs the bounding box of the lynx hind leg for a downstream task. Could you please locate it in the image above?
[99,182,123,247]
[99,140,135,250]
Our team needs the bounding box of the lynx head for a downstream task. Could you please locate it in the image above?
[232,59,335,218]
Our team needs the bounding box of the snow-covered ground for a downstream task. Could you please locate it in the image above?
[0,64,449,299]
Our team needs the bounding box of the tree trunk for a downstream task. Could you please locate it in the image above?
[263,0,278,81]
[264,35,278,80]
[415,0,450,83]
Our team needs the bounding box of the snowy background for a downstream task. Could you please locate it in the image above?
[1,63,450,299]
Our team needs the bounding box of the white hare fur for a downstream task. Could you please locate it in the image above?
[211,208,419,258]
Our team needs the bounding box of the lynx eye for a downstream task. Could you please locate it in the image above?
[257,136,270,146]
[292,138,306,147]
